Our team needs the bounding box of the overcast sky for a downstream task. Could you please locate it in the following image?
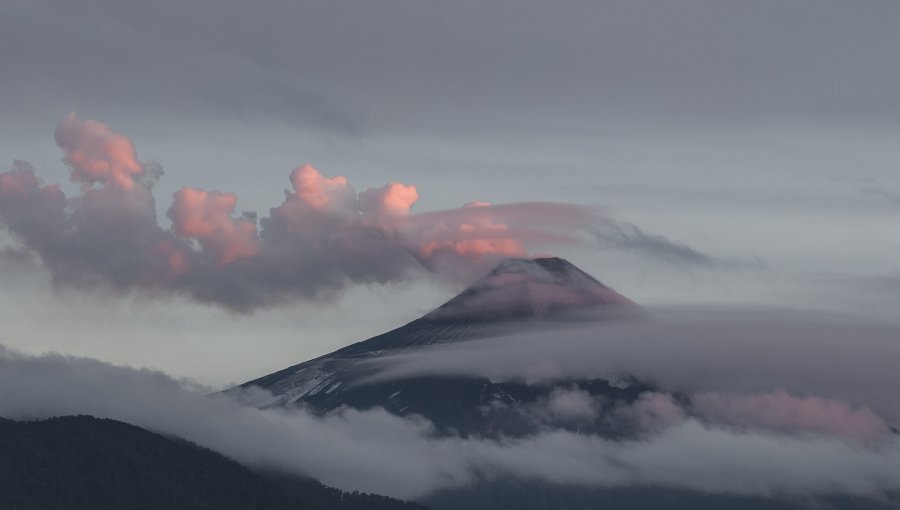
[1,0,899,385]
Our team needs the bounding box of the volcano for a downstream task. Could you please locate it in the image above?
[228,259,896,510]
[233,257,647,437]
[426,256,634,320]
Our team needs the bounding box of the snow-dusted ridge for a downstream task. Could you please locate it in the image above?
[427,257,634,320]
[232,257,636,411]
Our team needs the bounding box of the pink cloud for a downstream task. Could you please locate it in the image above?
[168,188,259,267]
[289,164,356,211]
[398,202,595,278]
[415,222,526,261]
[151,239,192,277]
[0,162,65,206]
[692,390,891,442]
[264,165,362,246]
[0,115,606,311]
[0,163,41,197]
[54,113,144,190]
[359,182,419,218]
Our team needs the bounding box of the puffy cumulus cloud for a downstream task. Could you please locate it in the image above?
[54,113,145,190]
[0,158,178,289]
[1,346,900,503]
[288,164,356,212]
[167,188,259,267]
[359,182,419,218]
[0,161,67,250]
[0,116,605,311]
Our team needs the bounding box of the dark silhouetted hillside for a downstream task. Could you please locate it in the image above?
[0,415,426,510]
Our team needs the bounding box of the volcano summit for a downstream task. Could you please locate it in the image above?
[234,257,647,437]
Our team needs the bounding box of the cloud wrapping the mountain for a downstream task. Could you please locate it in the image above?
[0,115,602,310]
[2,310,900,502]
[368,309,900,427]
[692,390,891,442]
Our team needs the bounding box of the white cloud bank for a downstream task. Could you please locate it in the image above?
[2,311,900,503]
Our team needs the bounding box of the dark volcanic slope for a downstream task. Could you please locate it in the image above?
[0,415,427,510]
[253,257,633,370]
[235,257,645,437]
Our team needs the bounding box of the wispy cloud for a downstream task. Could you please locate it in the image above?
[591,219,759,269]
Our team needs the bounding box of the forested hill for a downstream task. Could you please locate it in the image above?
[0,415,427,510]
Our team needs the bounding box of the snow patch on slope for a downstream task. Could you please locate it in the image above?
[429,257,634,319]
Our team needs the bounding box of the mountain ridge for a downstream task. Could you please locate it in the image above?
[234,256,640,419]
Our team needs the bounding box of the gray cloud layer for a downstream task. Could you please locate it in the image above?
[1,308,899,501]
[369,309,900,425]
[4,0,900,133]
